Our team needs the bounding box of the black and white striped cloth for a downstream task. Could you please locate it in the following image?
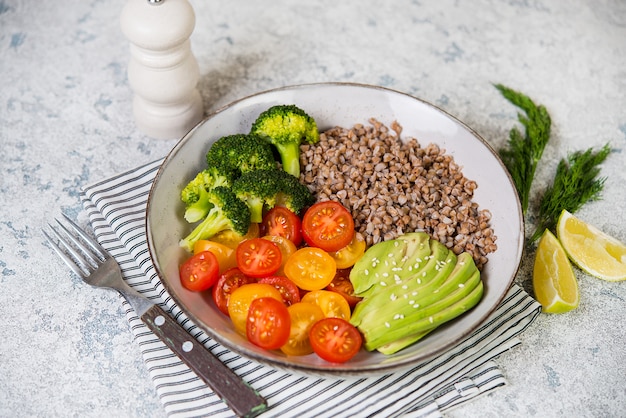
[80,159,541,418]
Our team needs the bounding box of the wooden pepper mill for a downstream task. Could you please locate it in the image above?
[120,0,204,140]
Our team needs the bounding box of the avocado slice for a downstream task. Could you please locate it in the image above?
[362,268,482,351]
[350,239,455,327]
[373,280,483,354]
[350,232,432,297]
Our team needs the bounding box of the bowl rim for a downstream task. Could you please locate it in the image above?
[145,81,524,375]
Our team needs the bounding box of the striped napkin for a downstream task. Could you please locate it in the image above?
[80,159,541,418]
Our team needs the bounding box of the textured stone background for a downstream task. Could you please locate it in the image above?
[1,0,625,416]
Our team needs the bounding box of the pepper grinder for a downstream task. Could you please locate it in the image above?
[120,0,204,140]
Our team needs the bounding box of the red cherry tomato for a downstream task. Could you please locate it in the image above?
[302,201,355,252]
[236,238,282,278]
[246,297,291,350]
[260,206,303,246]
[179,251,220,292]
[212,267,257,315]
[326,268,363,308]
[258,276,301,306]
[309,317,362,363]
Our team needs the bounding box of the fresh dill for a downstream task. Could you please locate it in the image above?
[530,144,611,242]
[495,84,552,215]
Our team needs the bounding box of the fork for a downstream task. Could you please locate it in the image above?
[43,213,268,418]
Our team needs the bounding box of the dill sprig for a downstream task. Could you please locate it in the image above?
[495,84,552,215]
[530,144,611,242]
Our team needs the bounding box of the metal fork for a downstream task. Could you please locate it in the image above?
[43,213,268,418]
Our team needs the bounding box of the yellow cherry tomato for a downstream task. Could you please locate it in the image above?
[328,233,366,269]
[227,283,284,335]
[280,302,325,356]
[284,247,337,291]
[193,240,237,273]
[210,223,260,249]
[262,235,297,276]
[301,289,351,321]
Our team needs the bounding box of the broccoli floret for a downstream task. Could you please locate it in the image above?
[250,104,320,178]
[180,166,234,223]
[179,186,251,252]
[206,133,277,177]
[231,169,316,223]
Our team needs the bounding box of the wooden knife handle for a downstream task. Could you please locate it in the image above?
[141,304,268,418]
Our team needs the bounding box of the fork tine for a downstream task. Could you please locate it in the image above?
[61,213,109,260]
[42,228,89,278]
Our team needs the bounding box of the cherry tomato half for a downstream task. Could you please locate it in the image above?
[326,269,363,308]
[328,232,366,269]
[261,206,303,246]
[247,297,291,350]
[193,240,237,273]
[262,235,297,276]
[302,201,355,252]
[212,267,257,315]
[228,283,284,335]
[309,317,362,363]
[258,276,301,306]
[301,289,351,321]
[280,302,325,356]
[236,238,282,278]
[179,251,220,292]
[284,247,337,291]
[211,222,260,249]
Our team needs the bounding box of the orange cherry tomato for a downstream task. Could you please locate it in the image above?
[310,317,362,363]
[179,251,220,292]
[247,297,291,350]
[280,302,325,356]
[258,276,301,306]
[302,201,355,252]
[301,289,351,321]
[283,247,337,291]
[328,232,366,269]
[261,235,297,276]
[212,267,257,316]
[326,269,363,308]
[260,206,303,246]
[211,222,260,249]
[236,238,282,278]
[193,240,237,273]
[227,283,284,335]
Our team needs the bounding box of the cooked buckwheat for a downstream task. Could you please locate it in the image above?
[299,118,497,270]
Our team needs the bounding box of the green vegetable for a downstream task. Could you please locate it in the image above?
[349,232,432,297]
[495,84,552,215]
[206,133,278,177]
[231,168,315,223]
[349,233,483,354]
[250,104,320,177]
[179,186,251,252]
[530,144,611,242]
[180,166,234,223]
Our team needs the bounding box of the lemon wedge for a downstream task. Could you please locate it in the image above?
[533,229,580,313]
[556,210,626,282]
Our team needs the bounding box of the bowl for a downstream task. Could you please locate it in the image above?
[145,82,523,376]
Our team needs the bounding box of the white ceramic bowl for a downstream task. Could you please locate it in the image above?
[146,83,523,376]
